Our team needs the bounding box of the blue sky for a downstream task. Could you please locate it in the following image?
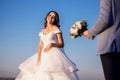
[0,0,105,80]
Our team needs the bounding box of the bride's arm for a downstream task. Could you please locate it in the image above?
[37,40,43,64]
[54,33,64,48]
[44,33,64,52]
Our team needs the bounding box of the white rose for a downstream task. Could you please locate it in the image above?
[70,25,79,38]
[75,21,82,29]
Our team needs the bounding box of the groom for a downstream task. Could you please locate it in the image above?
[83,0,120,80]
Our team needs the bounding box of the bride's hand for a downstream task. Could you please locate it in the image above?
[36,59,40,66]
[44,43,53,52]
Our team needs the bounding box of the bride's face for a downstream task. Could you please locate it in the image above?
[47,12,56,24]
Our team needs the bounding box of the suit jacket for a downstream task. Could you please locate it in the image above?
[88,0,120,55]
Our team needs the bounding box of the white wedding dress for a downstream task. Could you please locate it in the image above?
[15,29,80,80]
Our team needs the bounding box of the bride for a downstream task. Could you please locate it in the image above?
[15,11,80,80]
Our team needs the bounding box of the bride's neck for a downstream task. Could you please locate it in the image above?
[46,24,53,30]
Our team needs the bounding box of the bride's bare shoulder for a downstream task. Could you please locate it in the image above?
[52,25,59,30]
[40,29,46,33]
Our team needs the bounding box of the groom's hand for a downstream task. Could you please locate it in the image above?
[83,30,91,39]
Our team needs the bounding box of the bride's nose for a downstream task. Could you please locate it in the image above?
[50,16,54,19]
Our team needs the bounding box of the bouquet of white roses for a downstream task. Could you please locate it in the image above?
[70,19,88,39]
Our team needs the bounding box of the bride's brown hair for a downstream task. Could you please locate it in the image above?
[44,11,60,28]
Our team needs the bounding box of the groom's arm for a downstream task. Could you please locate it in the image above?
[88,0,113,39]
